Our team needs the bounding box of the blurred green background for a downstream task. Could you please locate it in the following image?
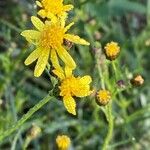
[0,0,150,149]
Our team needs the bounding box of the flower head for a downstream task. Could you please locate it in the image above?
[53,67,93,115]
[130,75,144,86]
[36,0,73,19]
[21,16,89,77]
[96,90,111,106]
[28,124,41,140]
[104,41,120,60]
[56,135,71,150]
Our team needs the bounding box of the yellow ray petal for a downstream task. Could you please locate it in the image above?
[36,1,42,7]
[56,46,76,69]
[60,12,68,28]
[80,75,92,84]
[38,10,46,18]
[63,95,76,115]
[50,49,63,71]
[73,87,92,97]
[64,34,90,45]
[73,76,93,97]
[52,69,65,80]
[31,16,44,31]
[47,13,57,23]
[63,5,74,11]
[64,22,74,32]
[21,30,40,40]
[25,38,33,43]
[34,49,50,77]
[65,66,73,77]
[24,48,42,65]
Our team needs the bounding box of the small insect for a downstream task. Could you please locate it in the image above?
[63,39,74,49]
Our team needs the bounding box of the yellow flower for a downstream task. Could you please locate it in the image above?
[104,41,120,60]
[56,135,71,150]
[36,0,73,18]
[96,90,111,106]
[21,16,89,77]
[53,67,93,115]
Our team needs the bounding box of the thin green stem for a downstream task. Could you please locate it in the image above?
[0,94,53,142]
[110,137,135,149]
[23,136,31,150]
[95,46,105,89]
[112,61,117,81]
[97,59,105,89]
[102,102,114,150]
[11,130,22,150]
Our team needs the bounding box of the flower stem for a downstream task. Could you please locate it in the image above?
[95,44,105,89]
[0,94,53,142]
[102,102,114,150]
[23,136,31,150]
[97,58,105,89]
[112,61,117,81]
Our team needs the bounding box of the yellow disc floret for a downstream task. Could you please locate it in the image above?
[104,41,120,60]
[56,135,71,150]
[39,23,64,49]
[96,90,111,106]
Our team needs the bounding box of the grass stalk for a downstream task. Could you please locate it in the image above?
[0,94,53,142]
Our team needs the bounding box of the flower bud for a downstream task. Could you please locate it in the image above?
[130,75,144,86]
[28,124,41,139]
[104,41,120,60]
[117,80,126,88]
[96,90,111,106]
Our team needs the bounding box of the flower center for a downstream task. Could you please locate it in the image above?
[39,24,64,49]
[60,76,78,96]
[97,90,111,102]
[42,0,64,15]
[105,42,120,57]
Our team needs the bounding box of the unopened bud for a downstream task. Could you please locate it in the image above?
[96,90,111,106]
[130,75,144,86]
[28,124,41,139]
[104,41,120,61]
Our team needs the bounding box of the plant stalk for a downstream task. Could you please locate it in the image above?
[102,102,114,150]
[0,94,53,142]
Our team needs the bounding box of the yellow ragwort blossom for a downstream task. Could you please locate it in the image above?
[53,67,93,115]
[56,135,71,150]
[21,16,89,77]
[104,41,120,60]
[36,0,73,18]
[96,90,111,106]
